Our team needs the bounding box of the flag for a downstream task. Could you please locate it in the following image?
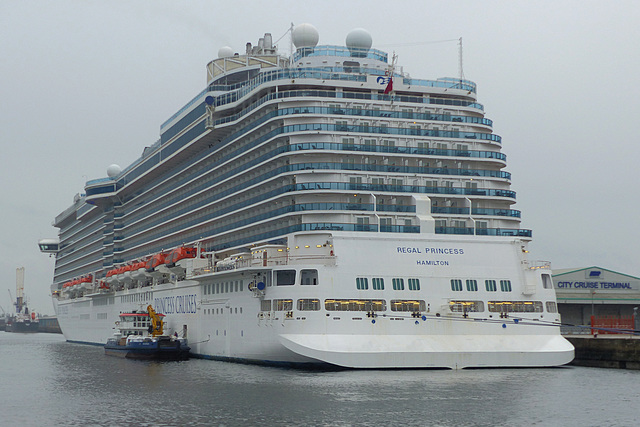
[383,76,393,94]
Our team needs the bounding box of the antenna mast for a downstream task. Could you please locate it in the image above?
[458,37,465,82]
[290,22,294,57]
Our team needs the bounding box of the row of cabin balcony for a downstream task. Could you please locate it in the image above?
[109,171,516,248]
[116,94,492,204]
[162,70,483,133]
[111,191,522,259]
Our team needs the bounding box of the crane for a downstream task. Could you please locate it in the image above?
[8,289,14,312]
[146,305,164,337]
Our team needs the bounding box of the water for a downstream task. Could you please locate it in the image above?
[1,332,638,427]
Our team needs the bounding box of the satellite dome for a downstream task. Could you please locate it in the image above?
[346,28,372,50]
[107,164,122,178]
[218,46,234,58]
[292,23,319,48]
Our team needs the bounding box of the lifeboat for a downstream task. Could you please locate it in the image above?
[122,265,135,287]
[130,261,147,281]
[166,247,197,265]
[146,253,169,278]
[80,275,93,290]
[114,265,124,283]
[98,280,110,291]
[61,281,73,293]
[146,253,166,271]
[106,268,119,285]
[166,247,198,274]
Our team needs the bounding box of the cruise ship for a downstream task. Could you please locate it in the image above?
[39,24,574,368]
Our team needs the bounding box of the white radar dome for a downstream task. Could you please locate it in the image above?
[218,46,234,58]
[292,23,319,48]
[107,164,122,178]
[346,28,372,50]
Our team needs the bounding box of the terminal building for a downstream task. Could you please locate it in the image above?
[552,266,640,332]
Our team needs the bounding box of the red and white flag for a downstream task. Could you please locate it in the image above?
[383,76,393,94]
[383,77,393,95]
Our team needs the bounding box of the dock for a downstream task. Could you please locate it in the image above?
[565,335,640,370]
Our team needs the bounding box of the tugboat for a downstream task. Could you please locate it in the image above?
[104,305,190,360]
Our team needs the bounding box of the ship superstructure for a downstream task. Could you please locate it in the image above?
[39,24,573,368]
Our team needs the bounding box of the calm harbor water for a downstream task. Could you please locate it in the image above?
[1,332,638,427]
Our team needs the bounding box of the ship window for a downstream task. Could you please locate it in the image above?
[356,216,370,231]
[541,274,553,289]
[546,302,557,313]
[449,300,484,313]
[408,278,420,291]
[451,279,463,291]
[276,270,296,286]
[324,299,386,311]
[261,300,272,312]
[297,299,321,311]
[488,301,543,313]
[485,280,497,292]
[372,278,385,290]
[390,300,426,312]
[235,281,239,292]
[356,277,369,290]
[500,280,512,292]
[301,269,318,285]
[466,280,478,292]
[274,299,293,311]
[329,104,342,114]
[392,278,405,290]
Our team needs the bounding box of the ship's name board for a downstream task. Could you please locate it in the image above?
[556,281,633,290]
[154,294,197,314]
[397,247,464,255]
[397,246,464,266]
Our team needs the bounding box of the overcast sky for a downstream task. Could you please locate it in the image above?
[2,1,639,314]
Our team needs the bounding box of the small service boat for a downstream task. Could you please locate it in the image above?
[104,305,190,360]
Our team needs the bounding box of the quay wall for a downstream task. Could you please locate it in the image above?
[566,336,640,370]
[37,317,62,334]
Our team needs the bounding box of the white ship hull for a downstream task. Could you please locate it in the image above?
[53,232,573,368]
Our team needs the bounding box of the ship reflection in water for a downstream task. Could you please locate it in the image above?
[1,333,637,426]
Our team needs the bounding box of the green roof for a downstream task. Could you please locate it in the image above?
[552,266,640,280]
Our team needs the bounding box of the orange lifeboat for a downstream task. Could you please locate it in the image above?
[166,247,197,265]
[106,268,119,285]
[146,253,167,271]
[130,261,147,280]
